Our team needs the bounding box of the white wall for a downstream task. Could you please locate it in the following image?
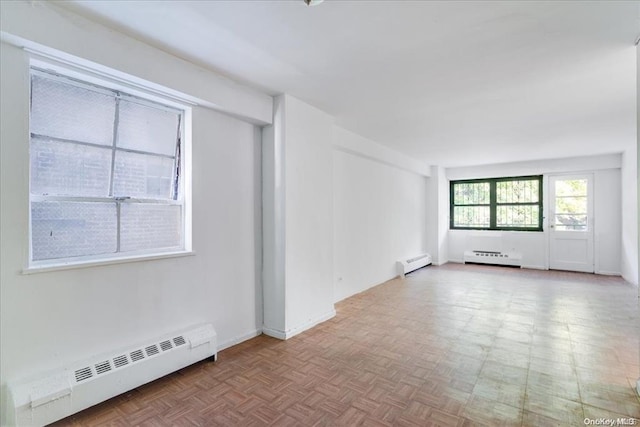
[636,40,639,393]
[333,131,428,302]
[595,168,622,275]
[262,95,335,339]
[0,10,264,425]
[447,154,622,181]
[284,96,335,334]
[426,166,449,265]
[622,147,639,285]
[0,1,272,125]
[446,155,626,276]
[332,126,430,177]
[449,230,549,269]
[261,98,286,334]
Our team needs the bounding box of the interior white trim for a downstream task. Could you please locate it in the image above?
[263,309,336,340]
[23,251,195,275]
[595,270,622,276]
[521,265,546,270]
[27,51,198,108]
[218,329,262,351]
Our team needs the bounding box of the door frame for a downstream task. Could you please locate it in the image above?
[547,173,595,273]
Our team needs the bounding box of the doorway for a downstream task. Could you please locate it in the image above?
[548,174,594,273]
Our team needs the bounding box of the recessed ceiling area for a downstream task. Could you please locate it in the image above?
[64,1,638,167]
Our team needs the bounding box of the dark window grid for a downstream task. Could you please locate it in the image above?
[450,176,543,231]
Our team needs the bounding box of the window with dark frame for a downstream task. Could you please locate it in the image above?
[450,176,543,231]
[29,68,185,265]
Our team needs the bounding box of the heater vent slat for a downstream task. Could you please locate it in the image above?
[9,324,217,427]
[74,367,93,382]
[145,345,160,357]
[95,360,111,375]
[130,349,145,362]
[113,354,129,368]
[464,250,522,267]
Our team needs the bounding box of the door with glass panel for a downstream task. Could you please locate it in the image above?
[548,174,594,273]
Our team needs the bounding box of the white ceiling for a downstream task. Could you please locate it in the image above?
[65,1,638,167]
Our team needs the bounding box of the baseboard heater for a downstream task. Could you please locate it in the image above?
[397,253,432,277]
[7,324,217,427]
[464,250,522,267]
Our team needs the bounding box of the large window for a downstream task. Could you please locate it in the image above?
[29,68,187,267]
[450,176,542,231]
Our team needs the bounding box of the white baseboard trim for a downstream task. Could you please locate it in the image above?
[522,264,546,270]
[449,259,464,264]
[218,328,262,351]
[263,309,336,340]
[595,270,621,276]
[262,326,286,340]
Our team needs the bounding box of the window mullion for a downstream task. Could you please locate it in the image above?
[538,176,543,230]
[489,180,497,229]
[116,201,122,253]
[172,115,182,201]
[449,182,455,229]
[108,95,121,197]
[110,95,121,254]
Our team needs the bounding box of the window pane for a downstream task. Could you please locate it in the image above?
[555,214,587,231]
[29,69,186,265]
[555,179,587,197]
[31,75,115,146]
[453,206,490,228]
[113,151,175,199]
[31,201,117,261]
[120,203,182,252]
[117,100,180,156]
[453,182,490,205]
[497,205,539,228]
[496,180,538,203]
[30,136,112,197]
[555,196,587,215]
[554,178,588,231]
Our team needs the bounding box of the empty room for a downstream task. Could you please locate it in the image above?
[0,1,638,426]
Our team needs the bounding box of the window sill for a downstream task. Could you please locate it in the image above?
[23,250,195,275]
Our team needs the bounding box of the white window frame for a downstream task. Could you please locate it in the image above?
[25,58,193,273]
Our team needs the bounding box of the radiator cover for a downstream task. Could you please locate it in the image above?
[7,324,217,427]
[463,250,522,267]
[397,253,432,276]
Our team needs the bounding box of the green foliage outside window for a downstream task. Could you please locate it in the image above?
[553,179,588,230]
[450,176,543,231]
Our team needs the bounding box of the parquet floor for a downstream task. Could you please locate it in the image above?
[54,264,640,426]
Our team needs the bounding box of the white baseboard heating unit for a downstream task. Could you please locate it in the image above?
[397,253,432,277]
[464,250,522,267]
[7,324,217,427]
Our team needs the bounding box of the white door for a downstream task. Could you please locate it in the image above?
[548,174,594,273]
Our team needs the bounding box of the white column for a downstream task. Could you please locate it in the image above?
[262,95,335,339]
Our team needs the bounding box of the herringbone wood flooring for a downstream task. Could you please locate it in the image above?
[53,264,640,426]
